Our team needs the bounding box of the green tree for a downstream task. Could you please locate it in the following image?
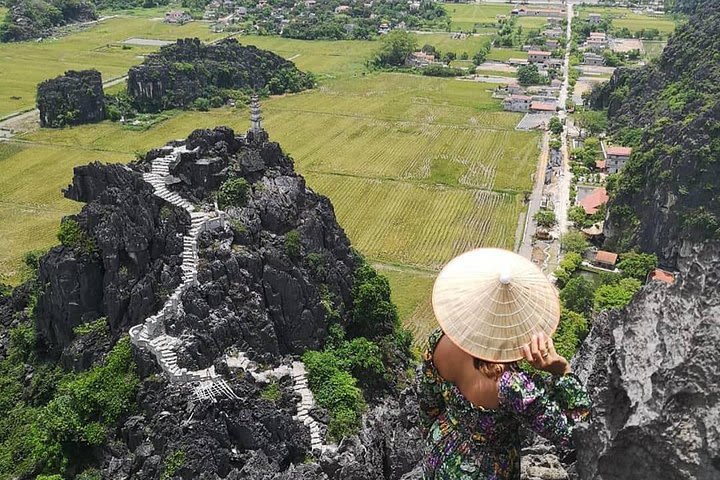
[575,110,608,137]
[559,276,594,315]
[217,177,250,209]
[534,209,557,227]
[517,64,543,86]
[349,263,399,339]
[553,308,588,359]
[560,230,588,253]
[617,251,658,281]
[593,277,642,311]
[472,46,489,66]
[371,30,418,67]
[548,116,564,135]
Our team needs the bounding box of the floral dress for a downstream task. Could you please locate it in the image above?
[420,328,590,480]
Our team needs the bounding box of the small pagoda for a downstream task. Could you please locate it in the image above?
[250,94,263,133]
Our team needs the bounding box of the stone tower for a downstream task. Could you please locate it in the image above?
[250,94,263,133]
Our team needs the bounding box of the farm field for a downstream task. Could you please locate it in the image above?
[0,15,226,117]
[487,48,528,62]
[576,6,678,36]
[443,3,510,30]
[377,266,436,342]
[0,142,128,284]
[517,16,550,30]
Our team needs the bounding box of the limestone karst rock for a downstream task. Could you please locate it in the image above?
[37,69,105,128]
[571,240,720,480]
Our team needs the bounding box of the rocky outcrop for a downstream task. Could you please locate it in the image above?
[0,0,96,42]
[127,38,314,112]
[571,240,720,479]
[37,69,105,127]
[36,162,186,361]
[593,3,720,266]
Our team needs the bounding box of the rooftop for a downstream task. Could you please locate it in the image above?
[508,94,532,101]
[579,187,608,215]
[649,268,675,284]
[528,50,552,55]
[606,146,633,157]
[530,101,556,111]
[595,250,618,266]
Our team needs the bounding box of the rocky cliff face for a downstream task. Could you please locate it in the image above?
[6,125,424,479]
[571,240,720,479]
[127,38,314,112]
[590,3,720,266]
[37,69,105,128]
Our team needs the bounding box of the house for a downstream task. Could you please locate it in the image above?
[546,39,559,50]
[408,0,420,11]
[502,95,532,112]
[304,0,316,7]
[508,58,529,66]
[164,10,192,24]
[530,101,556,113]
[235,6,247,15]
[334,5,350,13]
[528,50,552,64]
[586,32,608,49]
[514,8,565,18]
[648,268,675,284]
[593,250,618,269]
[589,13,602,24]
[496,83,525,96]
[543,28,563,39]
[378,22,390,34]
[547,17,561,26]
[406,51,435,68]
[583,52,605,66]
[578,187,609,215]
[595,159,607,172]
[604,145,632,173]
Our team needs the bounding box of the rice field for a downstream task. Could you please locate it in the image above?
[576,6,678,36]
[487,48,528,62]
[377,266,437,342]
[443,4,511,30]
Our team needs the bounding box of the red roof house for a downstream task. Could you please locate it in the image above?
[578,187,609,215]
[648,268,675,284]
[530,101,556,112]
[594,250,618,268]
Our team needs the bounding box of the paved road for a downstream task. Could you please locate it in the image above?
[518,1,574,260]
[555,1,574,235]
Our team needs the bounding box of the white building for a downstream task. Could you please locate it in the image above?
[604,145,632,173]
[503,94,532,112]
[528,50,552,64]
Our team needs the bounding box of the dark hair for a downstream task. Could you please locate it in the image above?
[472,357,508,380]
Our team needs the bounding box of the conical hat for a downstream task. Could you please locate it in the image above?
[431,248,560,363]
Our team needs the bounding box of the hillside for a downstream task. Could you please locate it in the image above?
[127,38,315,112]
[0,0,96,42]
[590,2,720,266]
[0,124,420,479]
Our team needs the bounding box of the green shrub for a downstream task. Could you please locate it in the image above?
[217,177,250,209]
[75,469,102,480]
[72,317,108,338]
[260,381,280,402]
[593,277,642,312]
[617,251,658,281]
[559,252,582,273]
[534,209,557,227]
[160,450,186,480]
[285,230,301,258]
[306,252,325,276]
[192,97,210,111]
[22,248,48,274]
[348,263,399,339]
[57,218,96,255]
[553,308,588,359]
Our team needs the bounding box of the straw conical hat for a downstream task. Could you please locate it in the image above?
[432,248,560,363]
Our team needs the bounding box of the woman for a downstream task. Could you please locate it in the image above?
[420,248,590,479]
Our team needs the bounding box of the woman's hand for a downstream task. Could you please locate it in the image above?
[521,332,571,376]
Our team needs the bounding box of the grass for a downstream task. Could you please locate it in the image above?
[487,48,528,62]
[475,69,516,78]
[517,16,550,31]
[576,6,678,36]
[641,40,666,59]
[415,32,491,57]
[0,15,226,117]
[0,142,129,284]
[443,4,511,31]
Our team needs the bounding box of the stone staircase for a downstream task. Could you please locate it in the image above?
[128,145,331,453]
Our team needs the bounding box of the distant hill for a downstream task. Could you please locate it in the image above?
[127,38,315,112]
[590,2,720,266]
[0,0,96,42]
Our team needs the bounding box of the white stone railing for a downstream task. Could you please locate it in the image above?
[128,145,330,453]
